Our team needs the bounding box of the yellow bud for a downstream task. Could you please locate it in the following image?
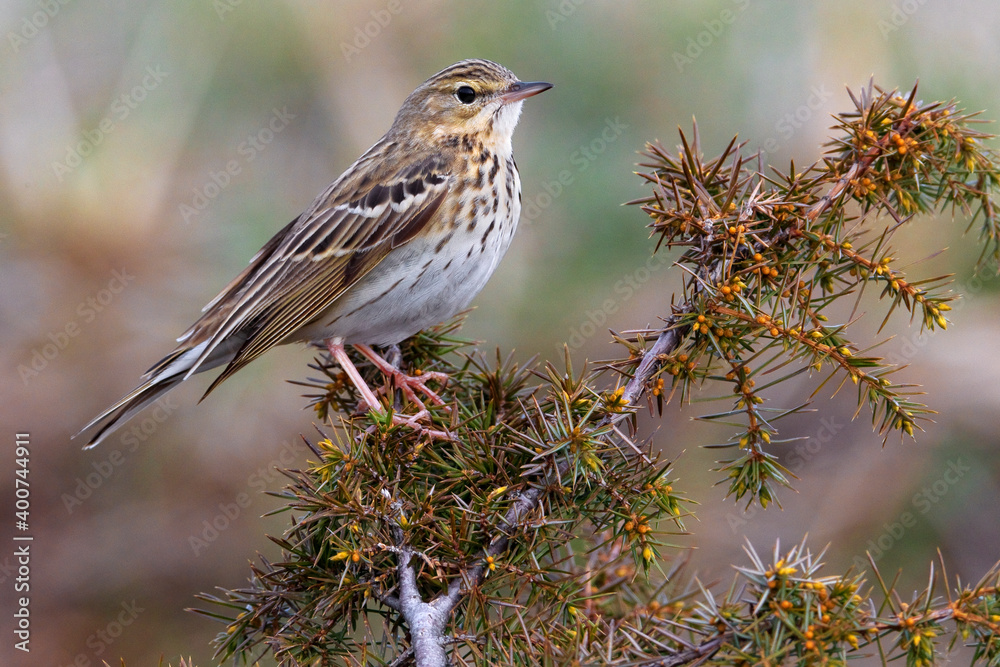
[643,546,653,561]
[331,551,349,561]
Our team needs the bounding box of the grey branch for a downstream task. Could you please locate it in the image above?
[398,547,453,667]
[635,630,731,667]
[617,314,687,408]
[394,309,690,665]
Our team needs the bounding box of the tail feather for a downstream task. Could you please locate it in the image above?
[74,377,183,449]
[75,337,244,449]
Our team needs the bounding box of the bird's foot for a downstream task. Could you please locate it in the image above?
[355,344,450,412]
[325,340,453,439]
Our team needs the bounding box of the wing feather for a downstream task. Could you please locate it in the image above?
[177,147,454,391]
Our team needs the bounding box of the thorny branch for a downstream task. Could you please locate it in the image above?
[196,80,1000,667]
[435,319,690,615]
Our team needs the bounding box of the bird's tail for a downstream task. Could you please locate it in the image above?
[75,374,185,449]
[74,338,238,449]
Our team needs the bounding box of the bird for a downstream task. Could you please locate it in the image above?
[76,59,551,448]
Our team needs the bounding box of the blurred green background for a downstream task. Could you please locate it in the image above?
[1,1,999,665]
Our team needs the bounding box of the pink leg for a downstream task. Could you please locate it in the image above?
[354,343,449,410]
[325,340,454,441]
[326,340,382,411]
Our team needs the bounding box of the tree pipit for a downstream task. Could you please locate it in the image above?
[77,59,550,447]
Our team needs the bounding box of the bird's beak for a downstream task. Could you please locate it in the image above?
[500,80,553,104]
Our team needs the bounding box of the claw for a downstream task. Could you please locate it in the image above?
[324,340,453,438]
[355,343,451,411]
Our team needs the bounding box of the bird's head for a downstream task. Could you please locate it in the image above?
[391,59,551,152]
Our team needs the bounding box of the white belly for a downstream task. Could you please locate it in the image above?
[295,191,520,347]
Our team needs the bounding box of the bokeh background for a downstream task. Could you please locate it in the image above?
[2,1,999,665]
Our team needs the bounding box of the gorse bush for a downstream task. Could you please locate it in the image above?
[622,80,998,506]
[191,81,1000,666]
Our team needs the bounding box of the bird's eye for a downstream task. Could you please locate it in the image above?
[455,85,476,104]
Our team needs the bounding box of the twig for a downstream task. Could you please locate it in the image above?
[617,316,688,409]
[387,645,415,667]
[635,630,732,667]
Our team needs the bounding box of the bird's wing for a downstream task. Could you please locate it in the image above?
[165,146,454,395]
